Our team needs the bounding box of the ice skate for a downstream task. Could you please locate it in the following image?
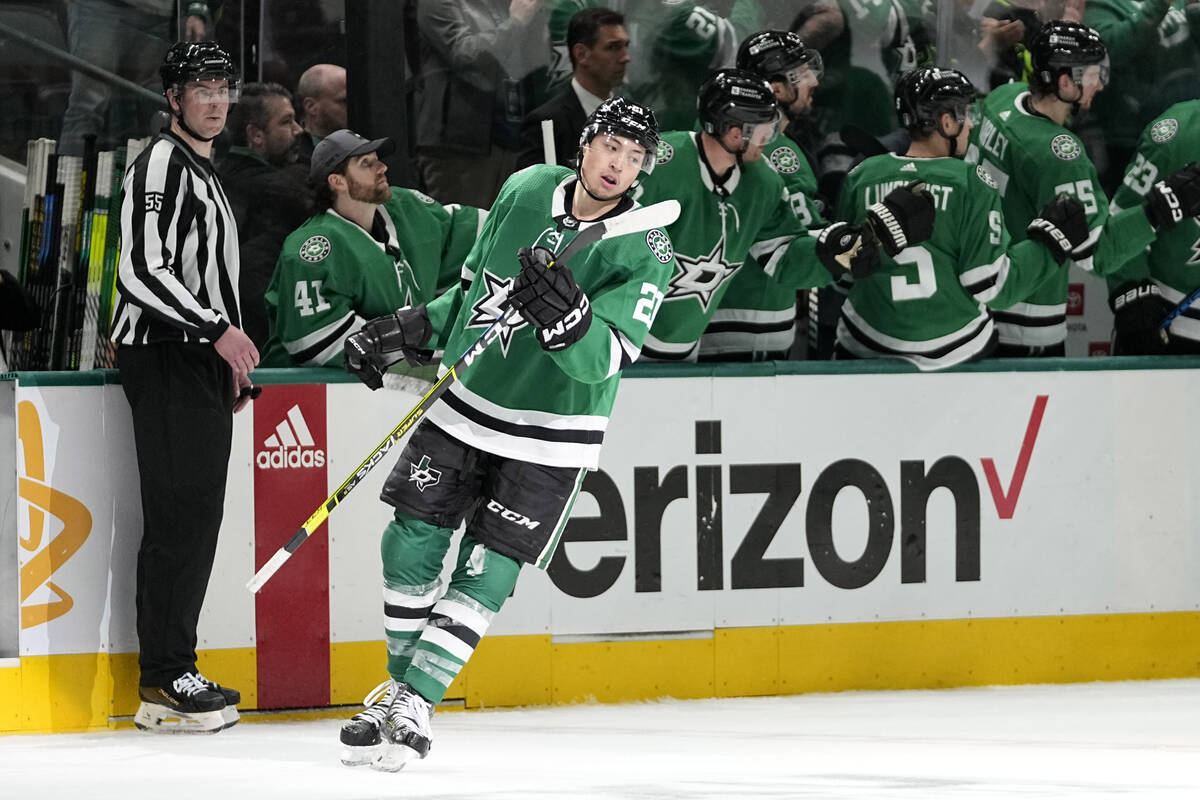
[339,679,398,766]
[134,672,226,734]
[371,683,434,773]
[198,673,241,729]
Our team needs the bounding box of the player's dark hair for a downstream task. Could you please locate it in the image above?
[567,8,626,69]
[312,159,349,214]
[226,82,292,146]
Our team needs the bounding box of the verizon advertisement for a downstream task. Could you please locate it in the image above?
[8,367,1200,656]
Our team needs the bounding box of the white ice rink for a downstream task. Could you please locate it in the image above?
[3,679,1200,799]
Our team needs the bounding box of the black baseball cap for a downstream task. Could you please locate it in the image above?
[309,129,396,182]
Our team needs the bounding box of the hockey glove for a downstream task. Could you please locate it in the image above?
[1109,280,1171,355]
[865,180,936,256]
[509,246,593,351]
[816,222,882,279]
[343,305,434,390]
[1027,194,1089,265]
[1144,162,1200,230]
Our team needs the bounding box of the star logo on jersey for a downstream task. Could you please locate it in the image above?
[300,235,331,263]
[1151,118,1178,144]
[1050,134,1080,161]
[465,269,527,356]
[768,146,800,175]
[666,237,738,312]
[547,43,572,88]
[408,455,442,493]
[646,229,674,263]
[975,164,998,190]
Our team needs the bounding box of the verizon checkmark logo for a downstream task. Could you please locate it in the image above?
[981,395,1048,519]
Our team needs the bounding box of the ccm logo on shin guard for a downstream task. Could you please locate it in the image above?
[486,500,541,530]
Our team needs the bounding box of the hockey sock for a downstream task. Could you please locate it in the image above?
[402,535,521,704]
[382,511,455,680]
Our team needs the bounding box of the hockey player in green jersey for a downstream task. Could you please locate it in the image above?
[261,129,485,367]
[1107,100,1200,354]
[699,30,828,361]
[835,67,1091,371]
[965,20,1200,357]
[335,98,675,772]
[637,67,936,361]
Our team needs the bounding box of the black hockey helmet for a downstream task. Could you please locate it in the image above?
[578,97,660,173]
[1028,20,1108,93]
[736,30,824,86]
[697,68,779,139]
[160,40,240,97]
[895,67,977,133]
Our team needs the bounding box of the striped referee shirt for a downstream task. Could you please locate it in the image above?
[111,129,241,346]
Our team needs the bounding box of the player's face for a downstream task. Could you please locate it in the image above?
[178,79,233,139]
[581,133,646,198]
[257,95,303,166]
[772,58,822,116]
[724,112,782,162]
[343,152,391,204]
[578,24,631,88]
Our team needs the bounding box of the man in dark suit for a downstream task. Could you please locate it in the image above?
[517,7,630,169]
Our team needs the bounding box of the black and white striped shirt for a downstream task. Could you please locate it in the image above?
[111,129,241,346]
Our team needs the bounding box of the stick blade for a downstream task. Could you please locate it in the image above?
[246,548,290,593]
[600,199,680,240]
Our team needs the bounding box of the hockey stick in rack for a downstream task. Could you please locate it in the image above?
[247,198,681,592]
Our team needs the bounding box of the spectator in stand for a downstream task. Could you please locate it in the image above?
[517,7,630,169]
[1106,100,1200,354]
[59,0,211,155]
[414,0,549,208]
[293,63,348,169]
[1081,0,1200,195]
[262,130,485,368]
[218,82,311,349]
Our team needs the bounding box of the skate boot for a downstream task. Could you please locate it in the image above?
[198,672,241,729]
[134,672,226,734]
[372,683,434,773]
[339,679,398,766]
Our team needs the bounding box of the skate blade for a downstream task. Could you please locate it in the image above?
[370,743,420,773]
[220,705,240,730]
[340,743,382,767]
[134,702,224,734]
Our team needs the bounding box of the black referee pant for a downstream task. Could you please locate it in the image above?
[118,342,233,688]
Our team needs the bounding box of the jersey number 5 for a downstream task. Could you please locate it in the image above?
[295,280,332,317]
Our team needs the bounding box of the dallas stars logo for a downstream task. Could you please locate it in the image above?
[299,235,331,263]
[408,455,442,493]
[465,269,527,356]
[666,236,738,312]
[1050,134,1080,161]
[769,146,800,175]
[655,140,675,166]
[1151,118,1179,144]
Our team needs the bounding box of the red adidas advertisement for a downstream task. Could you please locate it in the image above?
[253,385,330,709]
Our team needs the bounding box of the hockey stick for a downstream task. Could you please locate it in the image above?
[246,198,681,592]
[1159,285,1200,331]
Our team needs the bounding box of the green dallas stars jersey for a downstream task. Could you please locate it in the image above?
[421,165,675,470]
[1110,101,1200,346]
[699,136,826,360]
[634,130,834,361]
[965,81,1155,349]
[261,188,485,367]
[834,154,1063,371]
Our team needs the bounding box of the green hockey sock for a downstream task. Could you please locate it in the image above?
[403,535,521,703]
[381,511,454,681]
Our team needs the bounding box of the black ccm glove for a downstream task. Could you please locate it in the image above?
[343,305,434,390]
[1109,280,1171,355]
[1027,193,1089,265]
[508,245,593,352]
[865,180,936,256]
[1144,162,1200,230]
